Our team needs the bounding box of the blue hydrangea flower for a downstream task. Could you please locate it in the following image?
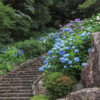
[55,38,61,42]
[64,28,68,32]
[68,61,72,65]
[60,43,65,47]
[82,38,85,40]
[48,65,51,68]
[70,65,72,67]
[87,27,92,30]
[81,63,86,67]
[43,60,48,64]
[68,39,73,41]
[59,57,64,61]
[74,49,79,53]
[59,57,68,63]
[88,48,91,53]
[69,30,74,33]
[0,50,2,53]
[81,32,86,37]
[60,58,69,64]
[48,50,53,56]
[53,35,56,39]
[46,57,50,61]
[59,49,65,56]
[64,58,69,62]
[63,36,66,39]
[38,67,44,72]
[2,51,5,54]
[69,42,72,46]
[74,57,80,63]
[63,54,69,58]
[53,56,56,59]
[70,34,73,36]
[72,46,76,49]
[64,65,67,69]
[65,47,69,50]
[3,47,6,50]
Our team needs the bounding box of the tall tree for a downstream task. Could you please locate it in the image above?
[79,0,100,15]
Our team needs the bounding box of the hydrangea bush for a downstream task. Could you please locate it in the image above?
[39,17,96,80]
[38,13,100,99]
[0,46,26,75]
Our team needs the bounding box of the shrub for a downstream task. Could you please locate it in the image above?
[39,18,93,81]
[15,39,44,59]
[44,72,75,99]
[31,94,49,100]
[0,46,26,75]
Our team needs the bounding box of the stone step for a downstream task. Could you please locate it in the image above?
[0,55,43,99]
[0,83,33,86]
[7,72,40,75]
[0,86,32,90]
[0,89,32,93]
[8,72,40,75]
[6,75,40,78]
[0,97,30,100]
[0,79,35,82]
[2,77,36,81]
[1,93,32,97]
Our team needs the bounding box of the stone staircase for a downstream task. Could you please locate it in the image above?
[0,56,43,100]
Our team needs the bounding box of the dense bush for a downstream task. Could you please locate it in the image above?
[15,39,44,59]
[39,15,100,80]
[44,72,75,99]
[0,46,26,75]
[38,14,100,98]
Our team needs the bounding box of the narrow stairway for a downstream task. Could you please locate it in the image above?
[0,56,43,100]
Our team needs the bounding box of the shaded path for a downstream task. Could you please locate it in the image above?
[0,56,43,100]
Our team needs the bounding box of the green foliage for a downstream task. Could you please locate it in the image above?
[1,0,99,43]
[10,11,33,41]
[31,94,49,100]
[0,46,26,75]
[79,0,100,17]
[15,39,44,59]
[40,18,94,81]
[2,0,35,14]
[33,0,52,30]
[44,72,75,99]
[0,1,15,44]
